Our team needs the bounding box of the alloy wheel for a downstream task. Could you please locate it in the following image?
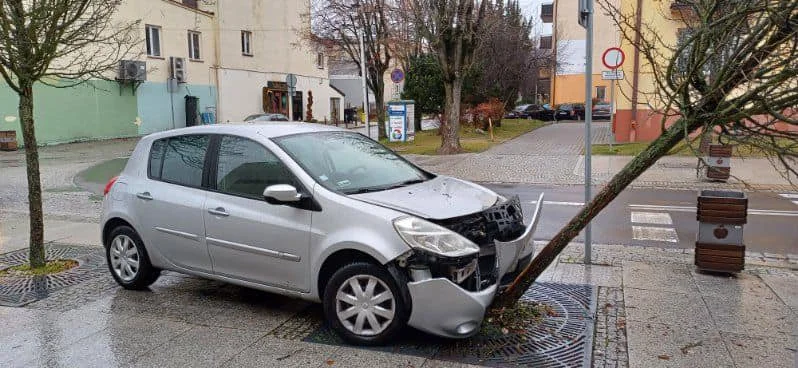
[335,274,396,336]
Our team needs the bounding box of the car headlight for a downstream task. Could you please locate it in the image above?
[393,216,480,257]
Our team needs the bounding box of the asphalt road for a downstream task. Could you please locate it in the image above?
[486,183,798,255]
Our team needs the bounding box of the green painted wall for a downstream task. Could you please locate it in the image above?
[0,80,138,147]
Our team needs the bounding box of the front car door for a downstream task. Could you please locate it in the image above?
[133,134,213,273]
[203,135,313,292]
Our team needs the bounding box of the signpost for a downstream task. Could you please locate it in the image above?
[601,47,625,149]
[286,73,297,122]
[580,0,594,265]
[391,68,404,100]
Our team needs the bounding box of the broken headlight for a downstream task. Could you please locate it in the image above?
[393,216,481,257]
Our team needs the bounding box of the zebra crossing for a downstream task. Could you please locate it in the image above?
[780,193,798,206]
[630,211,678,243]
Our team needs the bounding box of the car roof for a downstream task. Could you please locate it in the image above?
[143,122,348,141]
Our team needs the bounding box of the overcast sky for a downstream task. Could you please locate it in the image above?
[517,0,553,36]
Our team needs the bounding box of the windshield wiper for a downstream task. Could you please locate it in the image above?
[343,179,426,195]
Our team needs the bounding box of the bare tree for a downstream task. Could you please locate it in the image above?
[495,0,798,307]
[307,0,395,139]
[0,0,139,268]
[411,0,488,154]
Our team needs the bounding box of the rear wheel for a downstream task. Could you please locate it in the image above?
[323,262,408,346]
[106,226,160,290]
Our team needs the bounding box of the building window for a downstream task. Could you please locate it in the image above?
[316,52,324,69]
[241,31,253,56]
[596,86,607,101]
[541,3,553,23]
[145,25,161,57]
[188,31,201,60]
[539,35,553,50]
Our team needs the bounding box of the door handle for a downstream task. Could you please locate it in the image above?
[136,192,153,200]
[207,207,229,217]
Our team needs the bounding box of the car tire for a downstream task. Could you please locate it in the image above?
[323,262,409,346]
[105,226,160,290]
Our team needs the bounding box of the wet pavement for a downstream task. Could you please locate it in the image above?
[0,242,795,367]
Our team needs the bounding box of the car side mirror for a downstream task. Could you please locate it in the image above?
[263,184,301,203]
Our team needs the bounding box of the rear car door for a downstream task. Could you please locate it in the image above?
[133,134,213,272]
[203,135,313,292]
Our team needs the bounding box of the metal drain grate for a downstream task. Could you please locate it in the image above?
[0,244,106,307]
[295,282,596,367]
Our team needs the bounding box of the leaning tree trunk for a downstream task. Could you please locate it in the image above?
[493,118,700,308]
[18,80,45,269]
[439,79,464,154]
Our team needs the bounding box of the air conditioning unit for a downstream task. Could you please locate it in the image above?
[118,60,146,81]
[170,57,186,83]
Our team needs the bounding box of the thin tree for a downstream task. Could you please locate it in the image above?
[306,0,395,139]
[411,0,488,154]
[494,0,798,307]
[0,0,139,268]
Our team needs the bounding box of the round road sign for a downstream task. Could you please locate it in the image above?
[285,73,297,88]
[602,47,625,70]
[390,68,404,83]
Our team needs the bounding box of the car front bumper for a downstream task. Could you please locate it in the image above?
[405,216,536,338]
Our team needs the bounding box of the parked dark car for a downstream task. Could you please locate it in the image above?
[555,104,575,120]
[592,103,612,120]
[513,104,555,121]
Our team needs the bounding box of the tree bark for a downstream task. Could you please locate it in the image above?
[493,118,698,308]
[18,80,45,269]
[374,86,387,140]
[439,79,464,154]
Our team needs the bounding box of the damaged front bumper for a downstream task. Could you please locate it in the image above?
[405,193,544,339]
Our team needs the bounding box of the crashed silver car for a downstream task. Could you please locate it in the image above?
[101,123,543,345]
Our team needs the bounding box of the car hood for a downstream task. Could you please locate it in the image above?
[350,176,499,220]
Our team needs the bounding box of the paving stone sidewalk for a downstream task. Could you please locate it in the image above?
[1,240,796,367]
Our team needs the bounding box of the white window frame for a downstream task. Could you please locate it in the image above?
[241,31,253,56]
[146,25,162,57]
[188,31,202,61]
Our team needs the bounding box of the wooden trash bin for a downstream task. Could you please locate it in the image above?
[695,190,747,273]
[0,130,17,151]
[704,144,732,181]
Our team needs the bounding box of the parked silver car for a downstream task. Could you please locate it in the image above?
[101,123,543,345]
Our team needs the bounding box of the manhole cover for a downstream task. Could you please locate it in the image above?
[291,282,596,367]
[0,244,106,307]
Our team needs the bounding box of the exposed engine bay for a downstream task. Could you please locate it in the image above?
[397,196,526,291]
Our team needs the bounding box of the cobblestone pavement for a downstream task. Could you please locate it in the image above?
[593,287,628,368]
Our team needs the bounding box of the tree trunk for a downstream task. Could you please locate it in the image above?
[374,87,387,140]
[18,80,45,269]
[439,79,463,154]
[493,118,698,308]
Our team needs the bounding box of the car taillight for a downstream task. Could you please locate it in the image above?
[104,176,119,196]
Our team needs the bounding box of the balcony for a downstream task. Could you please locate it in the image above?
[540,3,553,23]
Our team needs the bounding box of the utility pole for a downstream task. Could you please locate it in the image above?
[580,0,594,265]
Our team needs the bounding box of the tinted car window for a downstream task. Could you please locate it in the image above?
[216,136,295,199]
[148,139,166,179]
[160,135,209,187]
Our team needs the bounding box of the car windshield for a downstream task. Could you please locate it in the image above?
[274,132,431,194]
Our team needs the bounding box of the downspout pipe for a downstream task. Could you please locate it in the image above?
[630,0,643,141]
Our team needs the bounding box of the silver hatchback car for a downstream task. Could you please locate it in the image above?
[101,123,543,345]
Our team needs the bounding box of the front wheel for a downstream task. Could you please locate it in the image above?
[323,262,408,346]
[106,226,161,290]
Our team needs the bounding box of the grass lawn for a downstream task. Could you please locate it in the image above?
[383,119,547,155]
[591,137,797,158]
